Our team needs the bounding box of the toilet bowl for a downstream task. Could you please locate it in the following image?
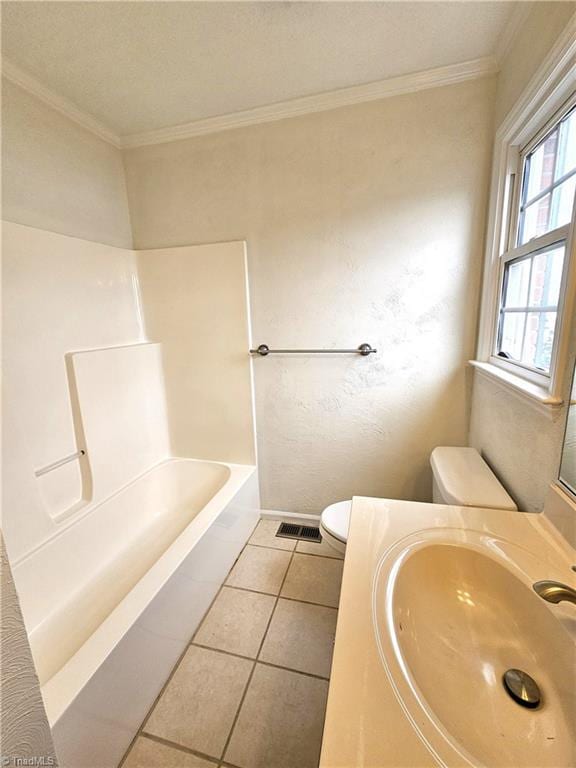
[319,500,350,554]
[319,447,517,553]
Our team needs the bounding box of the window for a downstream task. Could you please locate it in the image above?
[497,243,565,372]
[517,107,576,246]
[491,98,576,388]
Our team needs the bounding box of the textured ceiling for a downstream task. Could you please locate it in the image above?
[2,1,516,137]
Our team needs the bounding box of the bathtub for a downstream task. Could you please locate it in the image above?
[11,457,259,768]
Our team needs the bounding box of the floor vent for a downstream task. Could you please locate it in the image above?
[300,526,322,542]
[276,522,322,542]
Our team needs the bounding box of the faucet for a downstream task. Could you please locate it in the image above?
[533,580,576,606]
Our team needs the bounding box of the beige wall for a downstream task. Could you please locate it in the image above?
[124,77,496,513]
[494,2,575,128]
[469,373,571,512]
[470,311,576,513]
[0,537,58,765]
[469,5,576,512]
[1,79,132,248]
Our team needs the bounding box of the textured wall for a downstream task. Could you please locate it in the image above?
[124,77,495,513]
[469,5,576,512]
[494,3,575,128]
[0,537,58,765]
[470,304,576,512]
[1,79,132,248]
[469,376,569,512]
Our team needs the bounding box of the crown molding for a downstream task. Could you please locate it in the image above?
[122,56,498,148]
[2,59,122,148]
[2,55,497,151]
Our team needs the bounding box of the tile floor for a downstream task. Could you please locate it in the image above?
[121,519,344,768]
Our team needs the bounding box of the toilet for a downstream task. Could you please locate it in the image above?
[319,446,517,553]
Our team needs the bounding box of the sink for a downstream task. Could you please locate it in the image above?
[373,537,576,767]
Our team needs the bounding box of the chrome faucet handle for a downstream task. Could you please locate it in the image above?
[533,580,576,606]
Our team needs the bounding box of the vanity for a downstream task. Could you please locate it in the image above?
[320,495,576,767]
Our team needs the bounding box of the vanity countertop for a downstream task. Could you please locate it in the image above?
[319,497,575,768]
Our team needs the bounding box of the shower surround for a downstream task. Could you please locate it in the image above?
[2,221,259,768]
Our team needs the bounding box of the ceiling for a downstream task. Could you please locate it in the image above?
[2,1,518,141]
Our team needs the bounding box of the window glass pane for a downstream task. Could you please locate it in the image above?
[503,258,530,307]
[555,108,576,180]
[500,312,525,361]
[497,244,565,373]
[520,193,552,243]
[550,174,576,231]
[525,130,558,202]
[528,245,565,308]
[523,311,557,371]
[499,311,557,372]
[517,106,576,245]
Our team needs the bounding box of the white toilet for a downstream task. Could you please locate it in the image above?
[319,446,517,553]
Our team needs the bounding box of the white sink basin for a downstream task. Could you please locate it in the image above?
[373,537,576,767]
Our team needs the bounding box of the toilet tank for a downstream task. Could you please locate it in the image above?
[430,447,517,511]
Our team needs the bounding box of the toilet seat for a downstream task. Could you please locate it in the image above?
[320,500,351,553]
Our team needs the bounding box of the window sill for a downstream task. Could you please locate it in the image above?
[469,360,564,419]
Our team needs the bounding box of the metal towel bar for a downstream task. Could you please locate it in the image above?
[35,449,86,477]
[250,343,377,357]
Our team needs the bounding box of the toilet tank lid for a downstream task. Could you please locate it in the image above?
[430,447,517,511]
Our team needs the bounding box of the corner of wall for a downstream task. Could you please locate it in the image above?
[0,537,59,765]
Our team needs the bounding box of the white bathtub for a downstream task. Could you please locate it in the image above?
[12,457,259,768]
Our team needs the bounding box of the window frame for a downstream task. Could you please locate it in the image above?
[492,228,571,384]
[496,237,567,376]
[514,102,576,249]
[474,31,576,411]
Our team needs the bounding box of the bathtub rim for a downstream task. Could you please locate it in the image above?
[10,453,227,569]
[38,456,256,726]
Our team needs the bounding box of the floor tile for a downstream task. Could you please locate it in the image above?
[144,646,252,759]
[248,519,296,551]
[224,664,328,768]
[194,587,275,658]
[259,598,337,678]
[225,545,291,594]
[296,538,344,559]
[123,736,216,767]
[281,553,343,608]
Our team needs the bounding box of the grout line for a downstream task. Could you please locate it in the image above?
[248,539,343,560]
[275,593,340,610]
[139,733,223,765]
[258,658,330,683]
[221,583,278,598]
[219,544,297,763]
[189,641,258,664]
[294,550,344,561]
[223,583,339,610]
[190,641,331,682]
[244,540,296,553]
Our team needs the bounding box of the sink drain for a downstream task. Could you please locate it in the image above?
[503,669,541,708]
